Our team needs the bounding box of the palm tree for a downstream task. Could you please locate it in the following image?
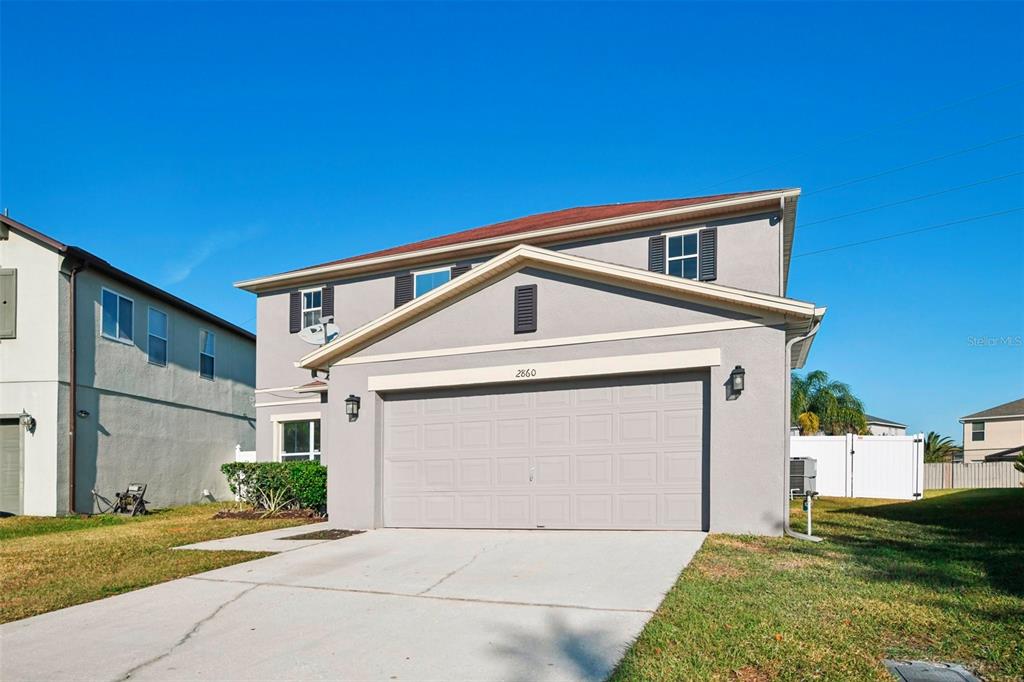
[791,370,868,435]
[923,431,959,463]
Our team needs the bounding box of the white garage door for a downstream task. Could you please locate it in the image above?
[382,372,706,530]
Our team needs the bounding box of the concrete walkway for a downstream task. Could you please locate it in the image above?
[1,528,705,681]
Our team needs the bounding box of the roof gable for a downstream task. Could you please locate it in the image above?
[961,397,1024,421]
[237,189,800,292]
[297,244,822,370]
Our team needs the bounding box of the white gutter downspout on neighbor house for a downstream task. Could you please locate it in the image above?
[784,321,823,543]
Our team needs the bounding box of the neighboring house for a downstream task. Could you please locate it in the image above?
[0,215,256,516]
[864,414,907,436]
[959,397,1024,463]
[236,189,825,535]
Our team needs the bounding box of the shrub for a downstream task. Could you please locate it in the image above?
[220,461,327,513]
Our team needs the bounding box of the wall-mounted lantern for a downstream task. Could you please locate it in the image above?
[729,365,746,396]
[19,409,36,433]
[345,394,361,422]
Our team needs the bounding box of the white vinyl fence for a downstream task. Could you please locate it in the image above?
[791,433,925,500]
[924,461,1022,489]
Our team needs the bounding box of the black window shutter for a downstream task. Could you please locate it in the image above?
[698,227,718,281]
[288,291,301,333]
[514,284,537,334]
[648,236,666,273]
[321,285,334,318]
[450,264,472,278]
[394,273,414,308]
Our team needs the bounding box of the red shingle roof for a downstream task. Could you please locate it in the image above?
[296,190,779,272]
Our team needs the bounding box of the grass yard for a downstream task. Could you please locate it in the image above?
[0,503,312,624]
[612,489,1024,681]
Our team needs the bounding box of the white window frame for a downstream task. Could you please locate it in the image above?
[413,266,452,298]
[300,287,323,330]
[664,228,701,281]
[100,287,135,344]
[199,329,215,380]
[971,421,985,441]
[147,307,168,367]
[271,413,321,462]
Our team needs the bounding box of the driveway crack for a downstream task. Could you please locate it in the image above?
[114,584,258,681]
[417,539,507,596]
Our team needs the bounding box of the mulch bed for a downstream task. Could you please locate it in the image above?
[212,509,322,520]
[281,529,364,541]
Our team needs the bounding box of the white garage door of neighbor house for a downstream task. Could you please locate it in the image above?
[382,372,707,530]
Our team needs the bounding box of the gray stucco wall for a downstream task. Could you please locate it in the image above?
[323,269,787,535]
[253,210,784,466]
[74,269,256,511]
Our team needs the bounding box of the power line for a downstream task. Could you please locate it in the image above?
[804,133,1024,197]
[794,207,1024,258]
[697,78,1024,192]
[799,170,1024,228]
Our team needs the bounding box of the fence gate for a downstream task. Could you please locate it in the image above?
[791,433,924,500]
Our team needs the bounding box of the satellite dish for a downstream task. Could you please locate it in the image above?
[298,322,341,346]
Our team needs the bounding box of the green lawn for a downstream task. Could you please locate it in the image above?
[0,504,312,624]
[612,489,1024,681]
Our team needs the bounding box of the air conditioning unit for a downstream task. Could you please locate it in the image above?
[790,457,817,496]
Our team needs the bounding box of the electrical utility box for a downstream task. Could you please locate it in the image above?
[790,457,817,496]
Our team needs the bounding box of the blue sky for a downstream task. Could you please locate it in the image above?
[2,2,1022,440]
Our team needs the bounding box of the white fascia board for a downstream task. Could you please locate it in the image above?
[367,348,721,392]
[236,190,801,292]
[297,244,818,370]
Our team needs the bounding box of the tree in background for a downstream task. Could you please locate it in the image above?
[1014,451,1024,487]
[924,431,960,463]
[791,370,868,435]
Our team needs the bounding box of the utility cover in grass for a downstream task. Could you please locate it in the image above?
[883,660,980,682]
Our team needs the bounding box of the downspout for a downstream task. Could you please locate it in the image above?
[67,262,83,514]
[784,319,823,542]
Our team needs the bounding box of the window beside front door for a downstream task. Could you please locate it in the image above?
[971,421,985,441]
[414,267,452,298]
[280,419,321,461]
[665,230,700,280]
[301,289,322,329]
[101,288,134,343]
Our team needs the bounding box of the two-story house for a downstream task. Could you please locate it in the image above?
[236,189,825,535]
[0,215,256,516]
[959,397,1024,462]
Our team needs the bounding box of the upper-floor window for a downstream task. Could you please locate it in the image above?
[414,267,451,298]
[280,419,321,462]
[301,289,322,328]
[199,330,215,380]
[971,422,985,441]
[148,308,168,366]
[101,288,134,343]
[666,230,699,280]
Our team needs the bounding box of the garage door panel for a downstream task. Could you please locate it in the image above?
[663,451,702,488]
[495,495,531,526]
[535,416,571,447]
[496,419,530,448]
[619,411,659,443]
[535,455,570,485]
[383,373,706,530]
[423,423,455,450]
[619,452,658,485]
[496,457,531,486]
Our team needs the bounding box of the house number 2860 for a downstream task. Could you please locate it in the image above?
[515,368,537,378]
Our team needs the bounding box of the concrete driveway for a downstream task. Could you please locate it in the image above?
[1,528,705,681]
